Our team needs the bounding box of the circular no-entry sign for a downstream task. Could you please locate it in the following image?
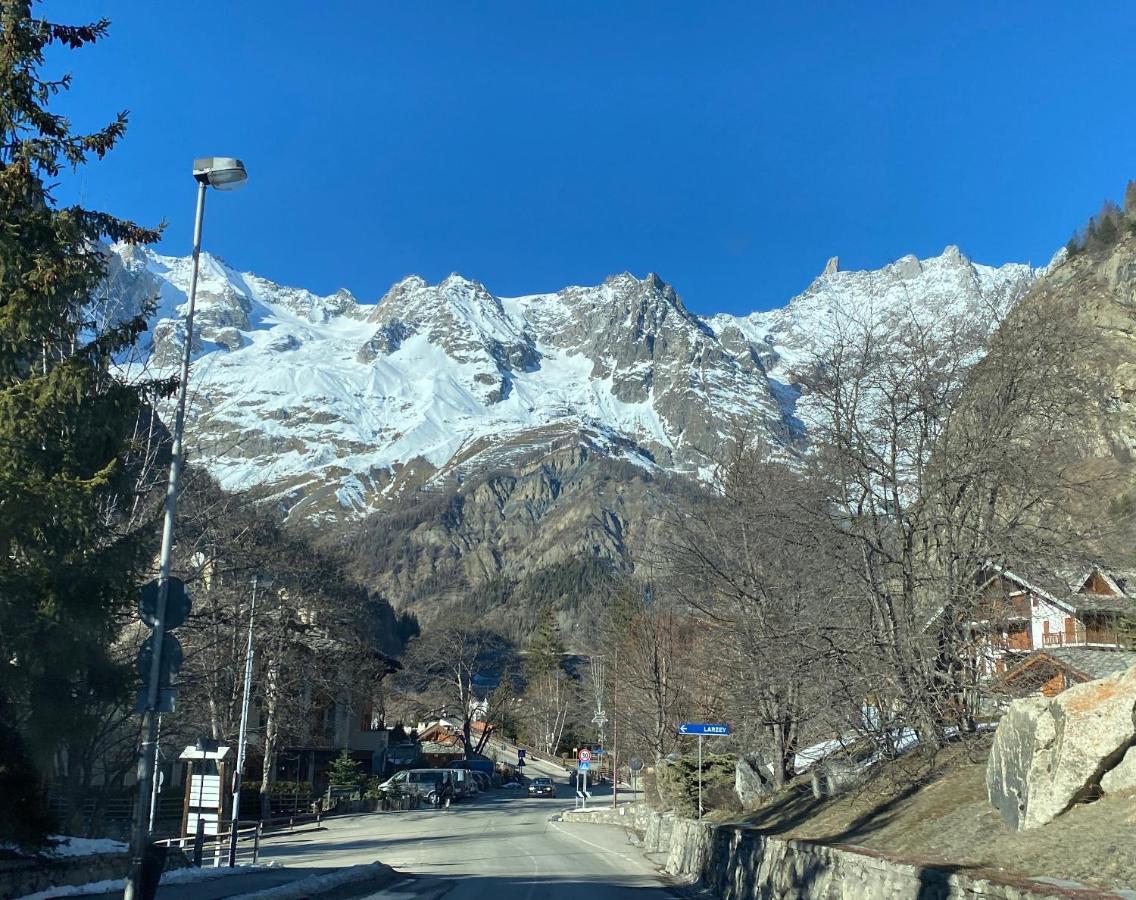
[578,749,592,763]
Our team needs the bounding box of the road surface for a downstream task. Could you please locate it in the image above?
[257,785,675,900]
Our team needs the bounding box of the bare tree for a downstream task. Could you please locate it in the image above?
[665,439,843,787]
[597,582,698,766]
[395,616,518,757]
[797,291,1104,749]
[520,608,575,755]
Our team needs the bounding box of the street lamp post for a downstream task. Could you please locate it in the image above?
[124,157,247,900]
[228,574,261,866]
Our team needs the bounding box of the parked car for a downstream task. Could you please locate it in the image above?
[379,769,455,806]
[528,776,556,798]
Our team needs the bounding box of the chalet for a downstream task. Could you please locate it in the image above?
[1000,647,1136,698]
[972,563,1136,673]
[415,724,467,767]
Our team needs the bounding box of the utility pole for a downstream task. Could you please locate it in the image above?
[698,734,703,821]
[611,649,618,809]
[228,575,260,866]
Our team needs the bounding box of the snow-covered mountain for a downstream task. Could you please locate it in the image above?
[102,243,1043,523]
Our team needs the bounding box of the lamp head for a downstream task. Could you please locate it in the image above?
[192,157,248,191]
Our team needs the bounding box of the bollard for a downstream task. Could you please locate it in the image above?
[191,817,205,867]
[253,822,262,864]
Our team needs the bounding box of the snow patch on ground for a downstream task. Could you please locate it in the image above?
[14,862,279,899]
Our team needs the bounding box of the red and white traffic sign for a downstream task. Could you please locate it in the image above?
[578,749,592,763]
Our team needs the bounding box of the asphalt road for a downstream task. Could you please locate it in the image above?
[256,786,675,900]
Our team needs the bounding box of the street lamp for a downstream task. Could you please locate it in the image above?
[125,156,248,900]
[193,157,248,191]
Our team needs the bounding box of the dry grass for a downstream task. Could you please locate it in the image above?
[736,738,1136,892]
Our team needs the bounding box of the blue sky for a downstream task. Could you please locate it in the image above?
[41,1,1136,316]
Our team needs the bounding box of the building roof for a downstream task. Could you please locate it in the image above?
[1066,593,1135,614]
[1038,647,1136,681]
[419,741,464,756]
[986,561,1136,617]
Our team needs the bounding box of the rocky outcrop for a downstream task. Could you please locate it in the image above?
[987,664,1136,830]
[343,442,674,634]
[734,754,772,807]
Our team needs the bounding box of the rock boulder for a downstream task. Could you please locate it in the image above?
[987,664,1136,830]
[734,754,771,807]
[1101,745,1136,794]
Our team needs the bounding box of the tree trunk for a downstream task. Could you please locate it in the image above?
[259,648,281,819]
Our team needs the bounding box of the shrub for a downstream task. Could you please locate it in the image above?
[244,780,313,797]
[655,752,737,817]
[363,776,389,800]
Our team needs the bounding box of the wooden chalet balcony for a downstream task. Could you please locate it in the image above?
[1042,631,1123,648]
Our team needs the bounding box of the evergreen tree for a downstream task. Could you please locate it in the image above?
[327,748,363,787]
[525,607,566,678]
[0,3,162,843]
[1124,179,1136,217]
[1094,201,1121,246]
[522,607,571,754]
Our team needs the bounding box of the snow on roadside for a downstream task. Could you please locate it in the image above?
[15,862,279,900]
[43,836,128,858]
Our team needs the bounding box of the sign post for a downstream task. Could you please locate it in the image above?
[577,749,592,809]
[676,723,731,820]
[628,757,643,794]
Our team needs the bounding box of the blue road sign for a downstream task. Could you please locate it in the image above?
[578,761,591,771]
[517,748,526,759]
[593,747,604,757]
[677,722,731,736]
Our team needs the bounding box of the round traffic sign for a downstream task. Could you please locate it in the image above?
[578,749,592,763]
[628,756,643,772]
[139,577,191,629]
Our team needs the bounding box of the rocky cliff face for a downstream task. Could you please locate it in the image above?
[336,442,681,635]
[1006,232,1136,467]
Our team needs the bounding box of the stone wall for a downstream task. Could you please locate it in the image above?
[0,852,130,899]
[0,846,190,898]
[564,804,1113,900]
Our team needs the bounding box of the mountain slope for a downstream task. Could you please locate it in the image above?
[103,243,1041,525]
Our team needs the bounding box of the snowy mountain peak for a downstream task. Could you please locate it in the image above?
[104,244,1044,522]
[708,247,1041,432]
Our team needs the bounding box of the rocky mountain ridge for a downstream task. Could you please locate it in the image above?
[102,242,1044,525]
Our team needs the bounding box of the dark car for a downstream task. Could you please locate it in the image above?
[380,769,455,806]
[528,776,556,798]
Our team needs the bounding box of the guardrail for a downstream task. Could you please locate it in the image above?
[486,736,570,772]
[155,823,262,867]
